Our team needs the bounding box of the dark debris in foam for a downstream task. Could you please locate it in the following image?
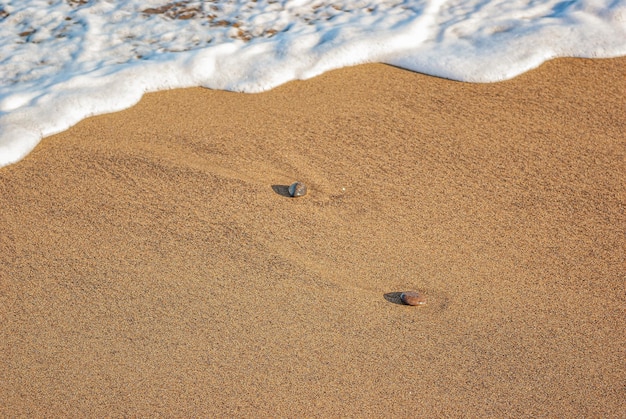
[143,1,202,20]
[66,0,89,7]
[141,1,279,42]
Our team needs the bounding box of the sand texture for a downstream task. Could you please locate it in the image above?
[1,57,625,417]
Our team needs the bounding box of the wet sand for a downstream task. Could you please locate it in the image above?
[1,57,625,417]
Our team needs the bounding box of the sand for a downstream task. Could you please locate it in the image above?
[1,57,625,417]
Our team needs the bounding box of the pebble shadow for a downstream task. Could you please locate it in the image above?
[384,292,406,305]
[272,184,291,197]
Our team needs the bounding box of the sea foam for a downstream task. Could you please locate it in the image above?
[1,0,625,167]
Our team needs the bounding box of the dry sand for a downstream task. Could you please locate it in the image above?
[1,57,625,417]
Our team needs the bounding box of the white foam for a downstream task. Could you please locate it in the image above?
[1,0,625,167]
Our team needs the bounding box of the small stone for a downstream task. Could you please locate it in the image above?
[400,291,426,306]
[288,181,307,197]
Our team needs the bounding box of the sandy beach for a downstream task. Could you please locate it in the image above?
[1,57,624,417]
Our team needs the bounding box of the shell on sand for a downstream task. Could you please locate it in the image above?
[400,291,427,306]
[288,181,307,197]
